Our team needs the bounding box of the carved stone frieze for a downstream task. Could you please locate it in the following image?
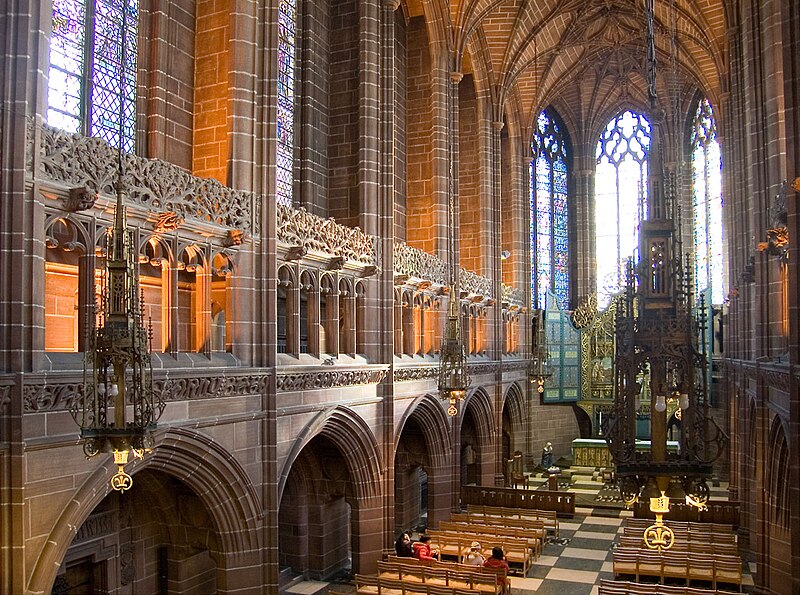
[74,511,116,544]
[500,361,529,372]
[31,121,255,233]
[276,369,387,391]
[468,362,500,376]
[393,367,438,382]
[21,372,271,412]
[155,374,270,401]
[393,241,448,286]
[277,205,378,269]
[153,211,184,233]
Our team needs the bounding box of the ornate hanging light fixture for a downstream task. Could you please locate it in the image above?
[604,0,727,528]
[528,309,552,394]
[71,0,164,492]
[438,70,470,416]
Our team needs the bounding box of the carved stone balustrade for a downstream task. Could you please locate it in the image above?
[277,205,378,273]
[502,284,525,309]
[27,120,256,234]
[393,241,448,287]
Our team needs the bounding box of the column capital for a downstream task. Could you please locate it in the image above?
[385,0,400,11]
[492,121,505,132]
[450,71,463,84]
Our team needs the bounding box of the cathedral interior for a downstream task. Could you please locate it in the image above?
[0,0,798,593]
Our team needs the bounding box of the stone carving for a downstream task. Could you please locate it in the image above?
[21,373,270,412]
[393,367,438,382]
[153,211,184,233]
[460,269,493,298]
[74,511,115,544]
[394,241,448,286]
[154,374,270,402]
[277,205,378,268]
[276,369,387,391]
[0,385,10,409]
[224,229,246,247]
[63,185,98,212]
[120,542,135,585]
[468,362,500,376]
[502,284,525,308]
[31,121,254,232]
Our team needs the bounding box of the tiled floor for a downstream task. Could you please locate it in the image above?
[284,469,754,594]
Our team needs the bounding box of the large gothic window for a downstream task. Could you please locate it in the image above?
[530,109,570,310]
[595,110,651,305]
[276,0,297,206]
[47,0,138,152]
[691,98,723,305]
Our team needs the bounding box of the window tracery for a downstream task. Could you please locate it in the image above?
[48,0,138,152]
[531,108,570,310]
[595,110,651,306]
[276,0,297,206]
[690,98,724,305]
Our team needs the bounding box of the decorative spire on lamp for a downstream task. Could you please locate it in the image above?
[438,68,470,416]
[70,0,164,492]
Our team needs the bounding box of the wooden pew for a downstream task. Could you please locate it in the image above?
[376,560,502,594]
[437,521,542,559]
[598,578,730,594]
[356,573,484,595]
[612,548,742,590]
[426,530,532,575]
[466,504,560,536]
[383,556,510,594]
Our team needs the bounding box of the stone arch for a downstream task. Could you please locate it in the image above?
[27,427,262,594]
[462,386,495,446]
[502,382,527,448]
[278,405,383,502]
[460,386,496,486]
[395,393,453,470]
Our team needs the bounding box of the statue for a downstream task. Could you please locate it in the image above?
[540,442,554,469]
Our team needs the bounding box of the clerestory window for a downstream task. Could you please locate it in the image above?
[530,108,570,310]
[595,110,651,306]
[276,0,297,206]
[47,0,138,152]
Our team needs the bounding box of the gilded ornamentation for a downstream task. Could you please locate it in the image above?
[571,293,598,329]
[276,369,387,391]
[643,522,675,551]
[277,205,378,268]
[31,121,255,232]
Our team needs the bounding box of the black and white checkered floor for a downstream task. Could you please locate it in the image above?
[282,469,755,594]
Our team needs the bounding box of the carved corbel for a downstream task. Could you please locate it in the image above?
[61,185,98,212]
[326,256,345,270]
[223,229,247,247]
[153,211,184,233]
[284,245,307,261]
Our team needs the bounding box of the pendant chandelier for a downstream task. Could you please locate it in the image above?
[527,309,552,395]
[603,0,728,546]
[438,69,470,416]
[70,0,164,492]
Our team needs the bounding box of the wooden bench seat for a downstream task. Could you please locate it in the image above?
[437,521,543,559]
[467,504,559,536]
[598,578,731,594]
[383,556,510,593]
[612,548,742,590]
[427,530,532,575]
[356,574,484,595]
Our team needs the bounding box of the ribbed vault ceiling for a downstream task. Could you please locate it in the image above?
[406,0,727,134]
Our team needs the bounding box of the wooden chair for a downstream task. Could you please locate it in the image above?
[686,557,714,589]
[661,552,689,585]
[713,556,742,591]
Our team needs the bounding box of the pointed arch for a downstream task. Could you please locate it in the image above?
[278,406,384,502]
[396,393,454,470]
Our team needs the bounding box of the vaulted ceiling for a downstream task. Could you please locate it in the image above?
[405,0,728,138]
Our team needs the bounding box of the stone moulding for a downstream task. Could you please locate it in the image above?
[277,205,378,269]
[19,371,272,412]
[502,285,525,308]
[393,367,438,382]
[276,368,388,391]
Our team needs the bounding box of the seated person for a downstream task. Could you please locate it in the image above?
[483,546,510,590]
[411,534,439,561]
[461,541,485,566]
[394,532,413,557]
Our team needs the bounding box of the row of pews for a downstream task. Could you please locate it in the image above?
[354,557,510,595]
[599,579,734,594]
[612,517,743,591]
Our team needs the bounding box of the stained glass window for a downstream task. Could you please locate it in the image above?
[276,0,297,206]
[594,110,651,306]
[531,109,570,310]
[47,0,138,153]
[691,98,723,305]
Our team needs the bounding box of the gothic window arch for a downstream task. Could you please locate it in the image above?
[531,108,570,310]
[276,0,298,206]
[690,98,724,305]
[47,0,138,152]
[595,109,652,305]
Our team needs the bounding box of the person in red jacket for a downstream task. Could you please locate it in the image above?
[483,546,510,591]
[411,534,439,561]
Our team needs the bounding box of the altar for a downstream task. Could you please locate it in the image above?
[571,438,680,468]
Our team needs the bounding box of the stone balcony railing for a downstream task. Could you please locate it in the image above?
[27,120,523,307]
